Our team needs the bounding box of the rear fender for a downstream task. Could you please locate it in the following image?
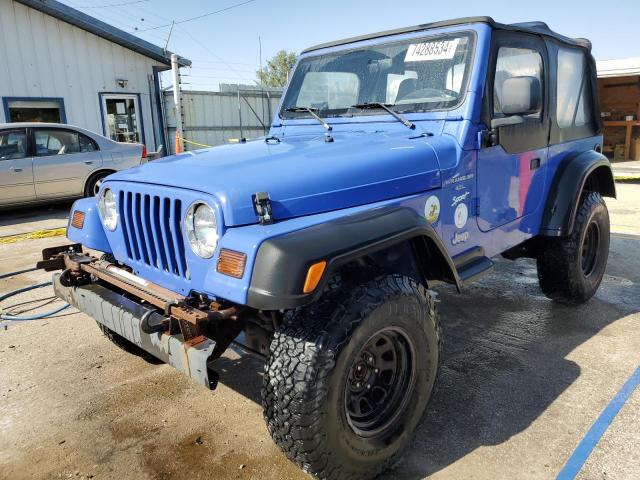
[541,150,615,237]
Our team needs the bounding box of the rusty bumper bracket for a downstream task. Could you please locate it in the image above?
[40,249,209,342]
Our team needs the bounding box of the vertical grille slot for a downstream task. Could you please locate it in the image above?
[116,188,189,279]
[118,190,132,259]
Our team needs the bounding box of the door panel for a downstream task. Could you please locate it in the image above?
[477,145,547,231]
[0,128,34,205]
[33,128,102,199]
[477,33,550,232]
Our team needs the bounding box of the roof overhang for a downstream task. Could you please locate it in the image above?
[14,0,191,67]
[597,58,640,78]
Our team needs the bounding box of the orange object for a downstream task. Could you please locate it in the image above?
[217,249,247,278]
[175,134,183,154]
[70,210,85,229]
[303,261,327,293]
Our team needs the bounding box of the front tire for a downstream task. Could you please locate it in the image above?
[262,274,441,480]
[537,192,610,304]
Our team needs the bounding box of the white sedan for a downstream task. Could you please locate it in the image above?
[0,122,146,207]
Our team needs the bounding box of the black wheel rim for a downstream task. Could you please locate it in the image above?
[581,221,600,276]
[344,327,416,438]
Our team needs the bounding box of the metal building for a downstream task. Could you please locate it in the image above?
[0,0,190,152]
[163,85,283,152]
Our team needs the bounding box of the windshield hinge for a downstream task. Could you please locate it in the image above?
[253,192,274,225]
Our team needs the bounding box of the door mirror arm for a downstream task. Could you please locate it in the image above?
[480,115,525,149]
[490,115,524,129]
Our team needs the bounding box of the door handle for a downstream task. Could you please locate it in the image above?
[84,161,94,165]
[530,158,541,170]
[10,167,23,172]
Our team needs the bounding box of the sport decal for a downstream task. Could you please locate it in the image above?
[451,191,470,207]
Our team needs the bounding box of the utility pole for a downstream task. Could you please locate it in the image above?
[171,53,185,153]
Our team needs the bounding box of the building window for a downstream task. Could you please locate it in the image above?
[99,94,142,143]
[2,97,67,123]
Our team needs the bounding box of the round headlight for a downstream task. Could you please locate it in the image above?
[185,202,218,258]
[98,188,118,231]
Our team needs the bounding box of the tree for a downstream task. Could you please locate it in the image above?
[256,50,297,88]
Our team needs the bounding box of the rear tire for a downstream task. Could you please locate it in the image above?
[537,192,610,304]
[262,274,441,480]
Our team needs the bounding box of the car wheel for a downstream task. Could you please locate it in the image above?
[262,274,441,480]
[537,191,610,305]
[84,171,109,197]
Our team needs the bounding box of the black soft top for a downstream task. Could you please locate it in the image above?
[302,16,591,54]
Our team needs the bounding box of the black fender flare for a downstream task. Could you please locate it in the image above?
[540,150,616,237]
[246,206,460,310]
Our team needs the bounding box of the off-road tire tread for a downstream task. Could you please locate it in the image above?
[537,192,608,304]
[261,274,441,480]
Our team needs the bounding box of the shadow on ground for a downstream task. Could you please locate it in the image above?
[0,201,72,236]
[211,237,640,479]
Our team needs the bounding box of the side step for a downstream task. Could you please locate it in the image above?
[454,247,494,284]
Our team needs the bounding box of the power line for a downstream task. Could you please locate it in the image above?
[133,0,257,33]
[75,0,150,8]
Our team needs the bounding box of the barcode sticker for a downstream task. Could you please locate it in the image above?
[405,38,460,62]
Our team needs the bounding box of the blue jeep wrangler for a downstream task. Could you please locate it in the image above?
[43,16,615,480]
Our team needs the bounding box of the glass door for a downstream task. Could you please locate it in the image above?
[100,94,142,143]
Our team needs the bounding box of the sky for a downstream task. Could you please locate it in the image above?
[60,0,640,91]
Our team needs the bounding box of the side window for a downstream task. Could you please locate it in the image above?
[35,129,81,156]
[493,47,543,118]
[79,133,98,153]
[0,129,28,160]
[557,47,592,129]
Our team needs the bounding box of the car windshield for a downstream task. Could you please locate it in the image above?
[281,32,474,119]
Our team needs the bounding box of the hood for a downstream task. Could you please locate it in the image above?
[107,130,444,226]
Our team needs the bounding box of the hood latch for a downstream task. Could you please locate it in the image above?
[253,191,274,225]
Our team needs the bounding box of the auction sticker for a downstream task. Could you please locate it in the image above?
[405,38,460,62]
[424,195,440,224]
[454,202,468,229]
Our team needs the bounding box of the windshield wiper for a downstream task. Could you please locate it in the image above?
[285,107,332,131]
[350,103,415,130]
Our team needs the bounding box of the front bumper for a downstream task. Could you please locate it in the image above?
[52,273,219,390]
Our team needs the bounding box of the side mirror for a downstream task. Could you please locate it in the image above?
[489,76,541,130]
[499,76,541,116]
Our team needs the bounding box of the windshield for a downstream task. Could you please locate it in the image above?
[281,32,475,119]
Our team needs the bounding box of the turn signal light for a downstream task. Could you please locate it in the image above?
[70,210,85,229]
[303,261,327,293]
[217,249,246,278]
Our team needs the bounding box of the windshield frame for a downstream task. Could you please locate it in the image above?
[279,29,477,120]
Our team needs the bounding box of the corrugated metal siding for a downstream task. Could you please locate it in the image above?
[163,89,282,152]
[0,0,164,150]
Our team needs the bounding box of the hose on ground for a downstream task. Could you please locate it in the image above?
[0,272,70,321]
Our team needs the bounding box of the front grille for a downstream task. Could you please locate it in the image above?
[118,190,188,278]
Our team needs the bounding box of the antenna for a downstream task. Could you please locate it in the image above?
[259,35,266,135]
